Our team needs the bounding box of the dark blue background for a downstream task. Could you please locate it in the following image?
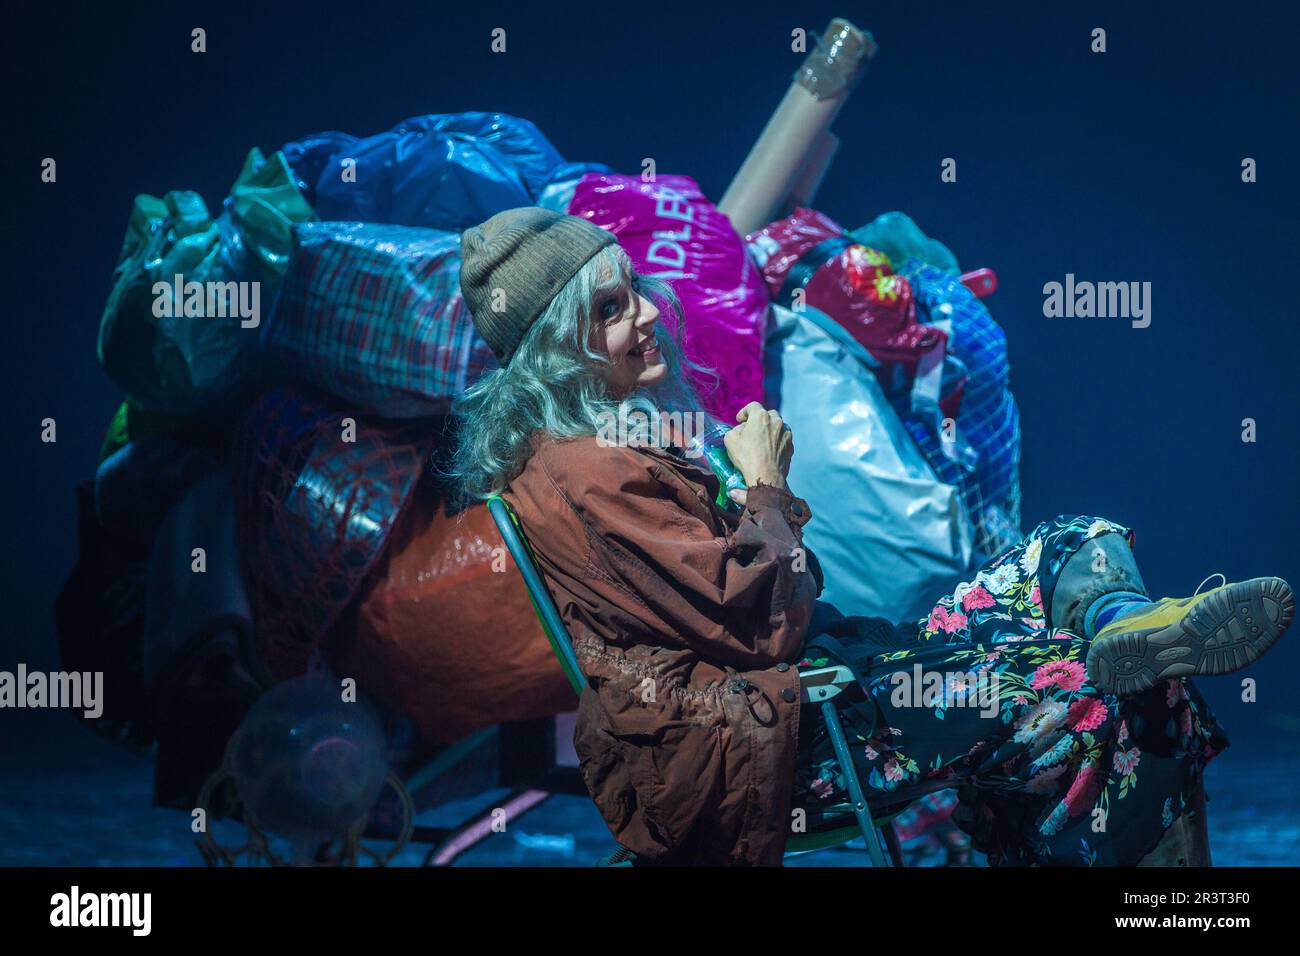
[5,0,1298,767]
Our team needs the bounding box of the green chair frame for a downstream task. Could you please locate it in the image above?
[487,494,907,866]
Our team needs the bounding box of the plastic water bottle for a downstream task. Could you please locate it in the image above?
[685,423,747,512]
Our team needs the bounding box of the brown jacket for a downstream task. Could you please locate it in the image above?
[503,431,823,865]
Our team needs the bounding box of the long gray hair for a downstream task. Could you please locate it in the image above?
[447,242,720,502]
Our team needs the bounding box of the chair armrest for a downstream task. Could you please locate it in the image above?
[798,664,856,703]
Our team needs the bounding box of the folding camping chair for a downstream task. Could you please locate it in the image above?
[487,494,910,867]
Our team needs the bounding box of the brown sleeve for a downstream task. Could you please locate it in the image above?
[743,480,825,597]
[545,447,821,669]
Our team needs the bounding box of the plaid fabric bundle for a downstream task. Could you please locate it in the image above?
[900,260,1023,559]
[263,222,499,418]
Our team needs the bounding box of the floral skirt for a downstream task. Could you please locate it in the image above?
[792,515,1230,866]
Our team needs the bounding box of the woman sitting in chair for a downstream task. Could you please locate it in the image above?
[448,207,1294,866]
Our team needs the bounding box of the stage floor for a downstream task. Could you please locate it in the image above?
[3,713,1295,867]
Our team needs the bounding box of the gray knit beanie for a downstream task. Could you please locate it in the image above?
[460,207,618,365]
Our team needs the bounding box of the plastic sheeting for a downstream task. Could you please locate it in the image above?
[329,483,575,746]
[97,148,314,421]
[900,261,1023,557]
[568,173,769,423]
[232,387,434,679]
[144,467,257,693]
[851,211,961,277]
[262,222,498,418]
[765,304,974,623]
[746,208,948,407]
[281,112,610,232]
[98,397,196,463]
[537,163,598,214]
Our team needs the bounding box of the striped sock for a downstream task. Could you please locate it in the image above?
[1084,590,1153,639]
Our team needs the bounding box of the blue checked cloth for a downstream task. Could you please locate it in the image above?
[900,259,1023,557]
[262,221,499,418]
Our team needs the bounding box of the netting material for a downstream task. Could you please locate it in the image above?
[900,260,1023,559]
[233,385,433,679]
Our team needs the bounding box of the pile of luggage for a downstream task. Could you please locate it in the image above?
[58,108,1022,813]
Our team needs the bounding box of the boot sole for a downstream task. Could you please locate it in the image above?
[1086,577,1294,697]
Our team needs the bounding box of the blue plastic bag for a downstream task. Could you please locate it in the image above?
[281,112,610,231]
[901,260,1023,557]
[281,131,359,207]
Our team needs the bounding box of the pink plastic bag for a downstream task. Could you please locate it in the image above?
[568,174,768,422]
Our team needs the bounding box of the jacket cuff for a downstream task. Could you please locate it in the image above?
[744,481,813,530]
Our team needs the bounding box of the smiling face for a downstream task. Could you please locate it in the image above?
[591,264,668,396]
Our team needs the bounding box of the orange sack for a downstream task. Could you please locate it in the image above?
[328,480,574,744]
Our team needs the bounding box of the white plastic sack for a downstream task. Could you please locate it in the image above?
[764,304,976,623]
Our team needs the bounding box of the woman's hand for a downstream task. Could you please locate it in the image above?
[724,403,793,503]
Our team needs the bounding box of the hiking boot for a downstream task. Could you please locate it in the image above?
[1086,576,1293,697]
